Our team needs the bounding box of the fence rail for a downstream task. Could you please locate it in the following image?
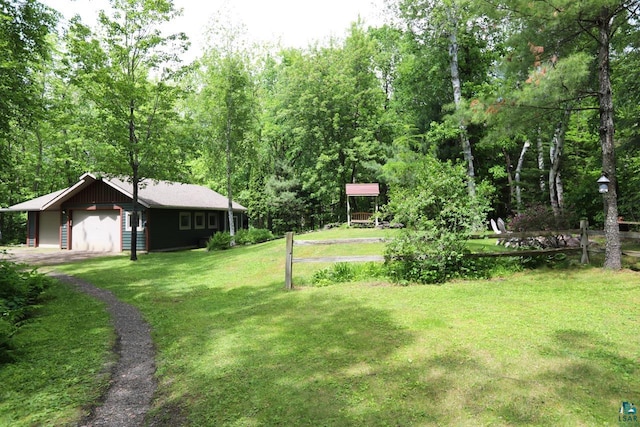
[284,222,640,289]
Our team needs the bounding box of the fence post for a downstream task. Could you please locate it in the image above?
[580,219,589,264]
[285,232,294,290]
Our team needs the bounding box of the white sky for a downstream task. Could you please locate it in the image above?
[43,0,386,60]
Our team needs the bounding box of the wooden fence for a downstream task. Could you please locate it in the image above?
[284,221,640,289]
[284,233,385,290]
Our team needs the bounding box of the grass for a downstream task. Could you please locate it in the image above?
[0,280,114,426]
[4,229,640,425]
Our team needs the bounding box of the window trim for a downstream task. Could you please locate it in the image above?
[179,212,191,230]
[125,211,144,232]
[207,212,218,230]
[194,212,205,230]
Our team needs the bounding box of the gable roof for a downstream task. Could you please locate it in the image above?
[346,183,380,197]
[6,173,246,212]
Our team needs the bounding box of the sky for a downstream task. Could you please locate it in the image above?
[42,0,387,60]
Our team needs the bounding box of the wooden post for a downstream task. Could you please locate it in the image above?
[375,197,379,227]
[580,219,589,264]
[285,232,294,290]
[346,196,351,227]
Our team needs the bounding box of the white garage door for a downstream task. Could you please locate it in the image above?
[72,211,121,252]
[39,211,61,248]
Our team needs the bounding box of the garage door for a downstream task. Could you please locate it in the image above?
[72,211,121,252]
[39,211,61,248]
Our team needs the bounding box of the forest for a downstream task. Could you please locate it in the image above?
[1,0,639,269]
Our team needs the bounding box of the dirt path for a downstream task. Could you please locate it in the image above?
[49,273,156,427]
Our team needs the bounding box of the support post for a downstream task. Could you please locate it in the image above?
[375,197,379,227]
[347,196,351,227]
[285,232,294,290]
[580,219,589,264]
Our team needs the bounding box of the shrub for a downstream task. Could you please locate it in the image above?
[235,228,274,245]
[509,203,578,232]
[382,155,494,284]
[0,260,51,360]
[207,232,232,251]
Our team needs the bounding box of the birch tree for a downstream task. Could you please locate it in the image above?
[393,0,482,196]
[193,24,256,246]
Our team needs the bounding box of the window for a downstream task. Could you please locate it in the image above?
[125,211,144,231]
[179,212,191,230]
[194,212,205,230]
[208,212,218,230]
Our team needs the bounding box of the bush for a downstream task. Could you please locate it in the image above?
[235,228,274,245]
[207,232,232,251]
[382,154,495,284]
[0,260,51,360]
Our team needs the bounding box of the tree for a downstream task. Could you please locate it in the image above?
[493,0,639,268]
[66,0,189,260]
[192,23,256,245]
[0,0,57,241]
[383,147,493,283]
[392,0,494,197]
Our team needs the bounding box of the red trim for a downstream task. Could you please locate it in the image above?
[119,207,124,252]
[34,212,40,247]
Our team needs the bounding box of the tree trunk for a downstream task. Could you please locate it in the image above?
[537,128,546,193]
[548,108,570,218]
[597,9,621,269]
[515,140,530,211]
[225,114,236,247]
[129,100,138,261]
[448,22,475,197]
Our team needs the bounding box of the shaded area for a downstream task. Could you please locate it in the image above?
[49,273,156,427]
[54,247,640,426]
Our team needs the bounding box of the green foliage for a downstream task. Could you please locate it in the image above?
[311,262,387,286]
[0,261,50,360]
[235,228,274,245]
[206,232,232,251]
[383,153,494,283]
[0,280,113,426]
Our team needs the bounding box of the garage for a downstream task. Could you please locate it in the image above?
[72,210,121,252]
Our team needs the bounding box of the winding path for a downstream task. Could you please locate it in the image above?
[49,273,156,427]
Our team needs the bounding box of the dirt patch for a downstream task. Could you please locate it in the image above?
[1,247,122,266]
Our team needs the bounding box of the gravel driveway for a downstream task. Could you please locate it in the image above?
[1,247,122,266]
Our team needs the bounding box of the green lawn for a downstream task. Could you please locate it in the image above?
[4,229,640,425]
[0,280,114,426]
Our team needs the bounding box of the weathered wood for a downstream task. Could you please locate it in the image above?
[294,237,386,246]
[466,247,581,258]
[284,232,294,290]
[580,219,589,264]
[293,255,385,263]
[470,229,582,239]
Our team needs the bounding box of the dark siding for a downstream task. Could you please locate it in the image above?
[66,180,130,204]
[148,209,227,251]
